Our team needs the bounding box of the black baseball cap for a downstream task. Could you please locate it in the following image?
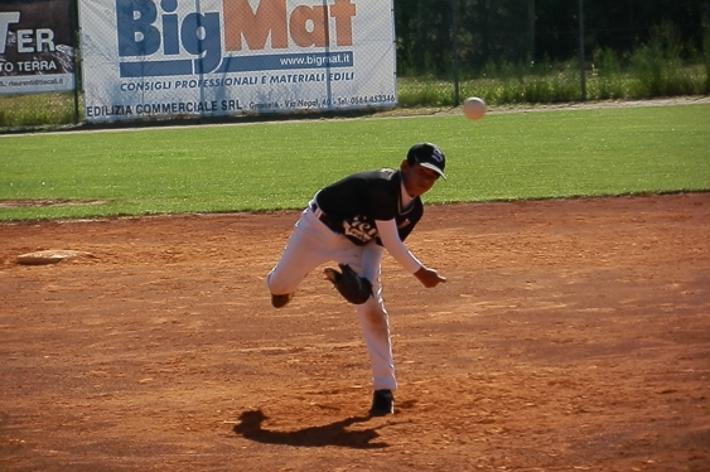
[406,142,446,179]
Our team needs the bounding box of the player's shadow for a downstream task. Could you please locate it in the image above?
[233,409,389,449]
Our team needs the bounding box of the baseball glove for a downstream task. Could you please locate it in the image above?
[323,264,373,305]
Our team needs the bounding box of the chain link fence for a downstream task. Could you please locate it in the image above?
[1,0,708,131]
[396,0,709,107]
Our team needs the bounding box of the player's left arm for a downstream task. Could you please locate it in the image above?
[375,219,446,287]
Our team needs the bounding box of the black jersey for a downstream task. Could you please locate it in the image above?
[315,168,423,246]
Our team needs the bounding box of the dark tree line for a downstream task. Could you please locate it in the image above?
[394,0,709,76]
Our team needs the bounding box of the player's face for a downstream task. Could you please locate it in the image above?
[403,162,440,197]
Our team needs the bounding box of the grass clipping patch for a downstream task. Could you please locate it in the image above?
[0,199,109,209]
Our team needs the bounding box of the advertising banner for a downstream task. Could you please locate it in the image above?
[0,0,75,95]
[78,0,396,123]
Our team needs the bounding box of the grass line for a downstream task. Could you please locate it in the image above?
[1,103,709,221]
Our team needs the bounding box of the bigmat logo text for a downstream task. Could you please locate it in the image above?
[117,0,356,78]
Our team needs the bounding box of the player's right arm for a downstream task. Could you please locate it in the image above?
[375,219,447,287]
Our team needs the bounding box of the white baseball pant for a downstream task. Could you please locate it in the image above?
[267,201,397,391]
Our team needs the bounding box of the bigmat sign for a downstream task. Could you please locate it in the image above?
[0,0,75,95]
[79,0,396,123]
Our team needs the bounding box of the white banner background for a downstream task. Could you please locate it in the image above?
[78,0,396,123]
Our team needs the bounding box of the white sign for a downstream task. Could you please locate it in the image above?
[78,0,397,123]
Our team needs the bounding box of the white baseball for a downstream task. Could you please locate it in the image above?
[463,96,487,121]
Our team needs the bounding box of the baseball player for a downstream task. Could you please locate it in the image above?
[266,142,448,416]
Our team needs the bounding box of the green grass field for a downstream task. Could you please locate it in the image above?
[1,103,709,222]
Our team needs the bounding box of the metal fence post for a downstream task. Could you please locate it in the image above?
[70,0,81,124]
[578,0,587,101]
[450,0,460,106]
[528,0,536,64]
[321,0,333,111]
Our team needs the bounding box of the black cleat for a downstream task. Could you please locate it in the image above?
[369,389,395,416]
[271,293,293,308]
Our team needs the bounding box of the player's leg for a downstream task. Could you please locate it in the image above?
[346,243,396,414]
[267,207,340,307]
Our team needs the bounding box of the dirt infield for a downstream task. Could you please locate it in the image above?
[1,193,709,471]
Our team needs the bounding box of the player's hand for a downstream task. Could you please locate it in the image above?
[414,266,447,288]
